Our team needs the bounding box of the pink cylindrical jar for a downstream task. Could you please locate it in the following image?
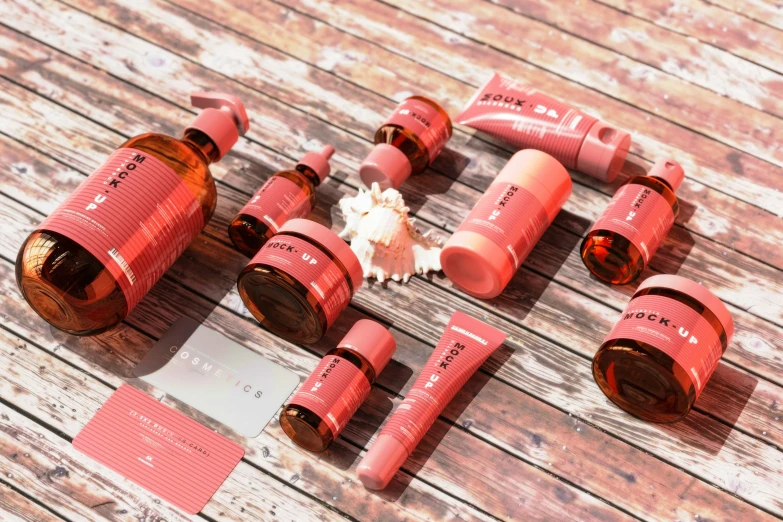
[280,320,397,452]
[593,274,734,423]
[237,219,363,344]
[440,149,572,299]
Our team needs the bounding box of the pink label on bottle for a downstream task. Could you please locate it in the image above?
[249,234,352,327]
[384,98,451,162]
[289,355,371,436]
[239,176,311,232]
[38,147,204,311]
[455,182,548,270]
[604,295,723,396]
[589,183,674,265]
[457,75,596,168]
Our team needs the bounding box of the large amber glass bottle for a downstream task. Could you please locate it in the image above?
[16,93,249,335]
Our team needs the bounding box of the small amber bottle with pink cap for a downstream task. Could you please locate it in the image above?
[17,92,249,335]
[593,274,733,422]
[280,320,397,452]
[237,219,363,344]
[440,149,572,299]
[360,96,452,190]
[228,146,335,257]
[581,158,685,285]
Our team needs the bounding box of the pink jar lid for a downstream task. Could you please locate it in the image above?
[278,219,364,293]
[577,120,631,183]
[648,158,685,193]
[339,319,397,375]
[637,274,734,342]
[298,145,335,182]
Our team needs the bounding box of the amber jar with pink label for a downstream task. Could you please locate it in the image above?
[228,146,334,257]
[280,320,396,452]
[237,219,363,344]
[593,275,733,423]
[581,159,684,285]
[360,96,452,190]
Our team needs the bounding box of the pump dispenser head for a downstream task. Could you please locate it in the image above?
[297,145,335,182]
[188,92,250,160]
[648,158,684,192]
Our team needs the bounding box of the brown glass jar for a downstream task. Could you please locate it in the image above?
[237,219,364,344]
[593,274,734,423]
[280,320,396,452]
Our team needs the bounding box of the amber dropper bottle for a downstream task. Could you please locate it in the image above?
[16,92,249,335]
[228,146,335,257]
[581,159,684,285]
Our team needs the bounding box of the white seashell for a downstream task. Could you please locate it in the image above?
[338,183,443,283]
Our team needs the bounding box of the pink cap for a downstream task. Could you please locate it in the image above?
[298,145,335,182]
[359,144,412,190]
[577,120,632,182]
[648,158,684,193]
[188,92,250,160]
[637,274,734,342]
[440,150,571,299]
[278,219,364,292]
[357,434,408,490]
[338,319,396,375]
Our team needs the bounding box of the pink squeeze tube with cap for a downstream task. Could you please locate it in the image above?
[357,311,507,490]
[457,73,632,182]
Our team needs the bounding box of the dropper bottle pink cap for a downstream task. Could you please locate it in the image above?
[359,144,412,190]
[187,92,250,160]
[298,145,335,182]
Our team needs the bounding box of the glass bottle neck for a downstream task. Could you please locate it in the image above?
[295,164,322,187]
[182,129,221,165]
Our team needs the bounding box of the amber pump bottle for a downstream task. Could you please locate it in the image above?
[16,92,249,335]
[359,96,452,190]
[581,159,684,285]
[228,146,334,257]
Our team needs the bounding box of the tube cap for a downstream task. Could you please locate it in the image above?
[637,275,734,342]
[440,150,571,299]
[298,145,335,182]
[187,92,249,160]
[278,219,364,293]
[357,434,408,490]
[359,144,412,190]
[577,120,631,182]
[648,158,684,193]
[338,319,396,375]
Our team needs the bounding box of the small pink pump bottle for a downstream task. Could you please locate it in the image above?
[228,146,334,257]
[360,96,452,190]
[582,159,684,285]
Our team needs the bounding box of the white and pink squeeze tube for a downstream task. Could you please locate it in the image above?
[356,311,507,489]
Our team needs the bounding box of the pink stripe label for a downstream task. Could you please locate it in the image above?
[238,176,311,232]
[248,234,352,327]
[456,182,548,269]
[288,355,371,436]
[589,183,674,265]
[604,295,723,395]
[39,148,204,311]
[385,98,450,162]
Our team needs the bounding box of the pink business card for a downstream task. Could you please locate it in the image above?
[73,385,244,514]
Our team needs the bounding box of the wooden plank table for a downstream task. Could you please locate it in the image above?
[1,0,781,520]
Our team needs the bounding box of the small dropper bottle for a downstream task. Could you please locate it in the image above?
[581,158,685,285]
[228,146,334,257]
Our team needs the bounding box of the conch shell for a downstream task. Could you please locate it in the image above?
[338,183,443,283]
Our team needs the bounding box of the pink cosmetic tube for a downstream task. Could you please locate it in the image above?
[356,311,507,490]
[457,73,631,182]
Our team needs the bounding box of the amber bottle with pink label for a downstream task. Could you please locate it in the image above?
[593,275,733,422]
[228,146,334,257]
[360,96,452,190]
[280,320,396,452]
[581,159,684,285]
[16,92,249,335]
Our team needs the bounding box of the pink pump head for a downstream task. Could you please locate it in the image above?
[648,158,685,192]
[298,145,335,182]
[188,92,250,160]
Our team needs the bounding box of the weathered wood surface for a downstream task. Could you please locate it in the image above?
[1,0,782,520]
